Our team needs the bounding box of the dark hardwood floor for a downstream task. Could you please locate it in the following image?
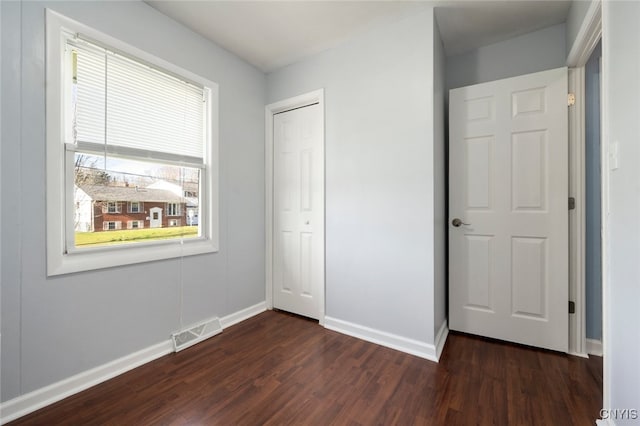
[8,310,602,425]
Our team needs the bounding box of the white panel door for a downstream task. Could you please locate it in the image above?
[149,207,162,228]
[273,103,323,319]
[449,67,568,352]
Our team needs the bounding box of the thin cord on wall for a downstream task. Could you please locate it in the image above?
[177,112,187,333]
[179,237,184,332]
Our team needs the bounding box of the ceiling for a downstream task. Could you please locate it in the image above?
[146,1,572,73]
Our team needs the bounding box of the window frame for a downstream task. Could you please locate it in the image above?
[105,202,121,214]
[166,202,181,216]
[127,220,144,230]
[46,10,219,276]
[104,221,122,231]
[128,201,142,214]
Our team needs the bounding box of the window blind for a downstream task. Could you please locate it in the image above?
[70,39,205,160]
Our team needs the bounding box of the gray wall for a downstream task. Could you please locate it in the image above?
[584,41,602,341]
[566,0,595,56]
[603,1,640,420]
[446,24,566,91]
[1,1,266,401]
[267,9,439,345]
[433,20,447,336]
[1,0,22,402]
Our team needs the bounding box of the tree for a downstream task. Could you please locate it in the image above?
[74,154,112,186]
[154,165,199,185]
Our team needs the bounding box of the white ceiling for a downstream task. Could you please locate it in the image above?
[146,1,572,73]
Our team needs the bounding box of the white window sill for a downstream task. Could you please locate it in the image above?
[47,238,218,276]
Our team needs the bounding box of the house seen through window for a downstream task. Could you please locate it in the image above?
[74,155,201,247]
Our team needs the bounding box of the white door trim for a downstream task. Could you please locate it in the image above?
[568,67,587,357]
[566,0,602,358]
[567,1,602,67]
[265,89,325,324]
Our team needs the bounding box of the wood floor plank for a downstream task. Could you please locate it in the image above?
[7,310,603,425]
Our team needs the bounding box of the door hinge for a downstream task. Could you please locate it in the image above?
[568,93,576,106]
[569,197,576,210]
[569,301,576,314]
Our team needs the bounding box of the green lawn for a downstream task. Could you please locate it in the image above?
[75,226,198,247]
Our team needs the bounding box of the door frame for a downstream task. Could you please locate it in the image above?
[265,89,326,324]
[566,0,602,358]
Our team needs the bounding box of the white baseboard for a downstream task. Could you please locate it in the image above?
[587,338,603,357]
[568,350,590,359]
[0,301,268,425]
[220,301,267,329]
[0,340,174,425]
[324,316,441,362]
[434,320,449,360]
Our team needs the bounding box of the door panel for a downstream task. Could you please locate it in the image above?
[449,67,568,352]
[466,136,492,209]
[511,131,547,210]
[511,236,547,318]
[273,104,323,319]
[465,234,493,311]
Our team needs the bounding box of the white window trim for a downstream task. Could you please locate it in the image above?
[105,202,120,214]
[104,221,121,231]
[166,202,181,216]
[46,10,219,276]
[127,220,143,229]
[128,201,142,214]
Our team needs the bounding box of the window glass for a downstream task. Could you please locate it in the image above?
[68,37,205,249]
[74,153,200,248]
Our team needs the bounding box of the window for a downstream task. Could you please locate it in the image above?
[46,10,219,276]
[168,219,181,227]
[127,220,144,229]
[103,221,122,231]
[104,202,120,214]
[128,202,142,213]
[167,203,181,216]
